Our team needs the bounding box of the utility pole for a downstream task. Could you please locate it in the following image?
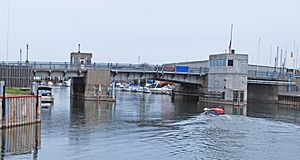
[26,44,29,64]
[19,49,22,64]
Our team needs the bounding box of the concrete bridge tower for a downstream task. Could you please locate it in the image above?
[207,51,248,105]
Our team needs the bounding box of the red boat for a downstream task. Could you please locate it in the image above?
[204,106,225,115]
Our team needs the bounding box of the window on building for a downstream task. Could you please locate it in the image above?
[210,59,227,67]
[228,60,233,66]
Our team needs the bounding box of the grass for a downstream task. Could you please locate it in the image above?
[5,87,31,95]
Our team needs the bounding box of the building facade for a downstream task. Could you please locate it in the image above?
[207,53,248,105]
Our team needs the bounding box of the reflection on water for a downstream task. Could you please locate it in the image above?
[1,123,41,159]
[70,99,116,128]
[248,101,300,124]
[5,88,300,159]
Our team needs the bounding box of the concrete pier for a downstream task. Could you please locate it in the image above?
[71,69,115,101]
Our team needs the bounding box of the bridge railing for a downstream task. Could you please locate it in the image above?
[1,61,159,71]
[1,61,210,74]
[248,70,294,80]
[188,67,209,74]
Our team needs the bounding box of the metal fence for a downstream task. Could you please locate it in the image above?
[0,64,33,88]
[0,95,41,128]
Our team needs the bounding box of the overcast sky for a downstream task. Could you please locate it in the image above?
[0,0,299,67]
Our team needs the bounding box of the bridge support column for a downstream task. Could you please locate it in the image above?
[71,69,115,101]
[248,84,278,102]
[172,83,203,102]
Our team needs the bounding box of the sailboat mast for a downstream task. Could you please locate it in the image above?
[257,37,261,65]
[297,47,299,73]
[275,46,279,72]
[269,45,272,66]
[280,49,283,73]
[293,40,296,72]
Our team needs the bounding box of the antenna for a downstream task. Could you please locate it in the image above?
[228,24,233,54]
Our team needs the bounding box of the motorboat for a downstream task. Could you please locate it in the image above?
[204,106,225,115]
[142,87,151,93]
[38,86,54,107]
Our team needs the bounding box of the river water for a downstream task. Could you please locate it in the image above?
[3,87,300,160]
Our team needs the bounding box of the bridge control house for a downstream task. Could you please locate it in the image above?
[171,51,248,106]
[206,53,248,105]
[70,52,92,66]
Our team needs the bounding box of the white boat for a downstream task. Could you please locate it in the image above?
[161,85,173,95]
[39,86,54,106]
[149,84,173,95]
[142,87,151,93]
[63,79,71,87]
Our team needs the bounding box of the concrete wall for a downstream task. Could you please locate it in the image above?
[71,77,86,98]
[72,69,114,101]
[248,84,278,102]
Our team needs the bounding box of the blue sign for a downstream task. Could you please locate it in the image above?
[176,66,189,72]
